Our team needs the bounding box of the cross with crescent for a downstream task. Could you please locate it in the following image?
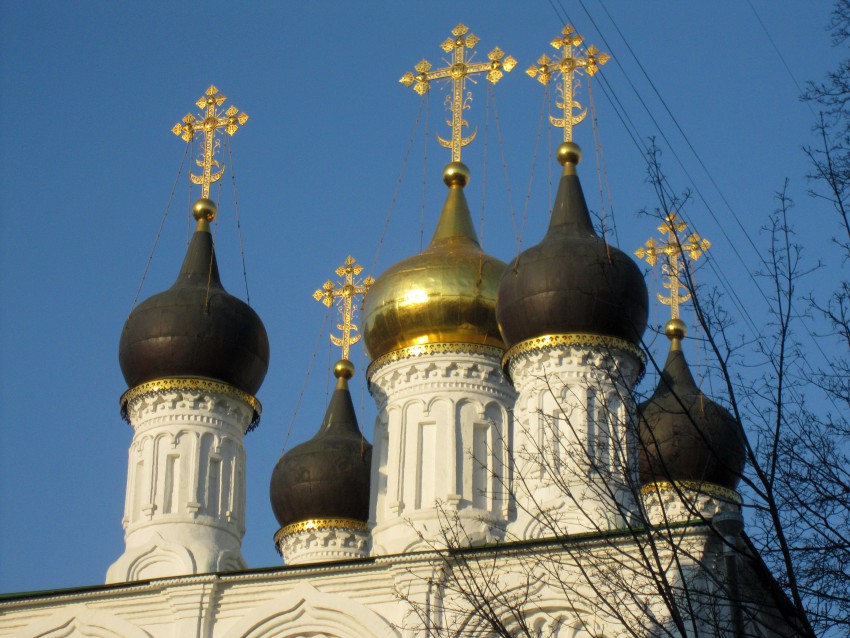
[400,24,516,162]
[313,256,375,362]
[526,25,609,143]
[172,85,249,199]
[635,213,711,320]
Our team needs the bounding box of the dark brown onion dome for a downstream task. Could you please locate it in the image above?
[362,163,506,362]
[270,360,372,529]
[637,319,746,490]
[496,143,648,350]
[119,199,269,396]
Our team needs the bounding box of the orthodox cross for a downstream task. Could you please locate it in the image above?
[400,24,516,162]
[526,25,609,143]
[634,213,711,320]
[313,256,375,361]
[172,85,249,199]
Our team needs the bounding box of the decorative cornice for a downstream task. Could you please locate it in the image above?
[275,518,369,543]
[367,342,504,377]
[120,378,262,432]
[641,480,742,504]
[503,334,645,369]
[367,359,515,405]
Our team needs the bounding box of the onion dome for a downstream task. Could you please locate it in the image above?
[119,198,270,396]
[362,163,506,362]
[270,360,372,529]
[497,143,648,351]
[637,319,746,490]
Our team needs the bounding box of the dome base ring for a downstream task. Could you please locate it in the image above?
[120,377,262,431]
[503,333,645,374]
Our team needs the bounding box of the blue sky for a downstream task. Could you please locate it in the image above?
[0,2,844,593]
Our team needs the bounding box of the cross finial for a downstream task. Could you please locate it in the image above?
[313,256,375,361]
[400,24,516,162]
[171,85,249,199]
[635,213,711,320]
[526,25,609,143]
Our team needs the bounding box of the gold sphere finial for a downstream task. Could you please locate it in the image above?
[664,318,687,340]
[334,359,355,380]
[443,162,470,188]
[193,198,218,223]
[557,142,582,166]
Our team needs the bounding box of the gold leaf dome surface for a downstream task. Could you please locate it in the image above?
[362,163,507,361]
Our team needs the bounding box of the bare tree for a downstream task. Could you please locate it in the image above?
[751,1,850,632]
[390,147,834,637]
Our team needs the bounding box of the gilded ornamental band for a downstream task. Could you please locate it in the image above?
[641,480,742,504]
[503,333,645,369]
[120,378,262,431]
[276,518,370,542]
[367,342,505,377]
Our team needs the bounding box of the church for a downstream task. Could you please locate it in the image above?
[0,22,805,638]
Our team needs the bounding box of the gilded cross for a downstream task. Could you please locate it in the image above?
[172,85,249,199]
[400,24,516,162]
[526,25,609,143]
[635,214,711,320]
[313,256,375,361]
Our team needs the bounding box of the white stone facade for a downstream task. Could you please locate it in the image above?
[367,348,516,555]
[106,385,255,583]
[1,345,799,638]
[0,531,796,638]
[504,342,643,539]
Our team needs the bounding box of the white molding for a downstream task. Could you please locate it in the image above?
[278,527,370,565]
[219,583,399,638]
[641,485,742,526]
[17,605,152,638]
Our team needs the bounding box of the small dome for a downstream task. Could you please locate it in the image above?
[119,200,269,395]
[497,143,648,350]
[270,361,372,528]
[637,320,746,490]
[362,163,506,361]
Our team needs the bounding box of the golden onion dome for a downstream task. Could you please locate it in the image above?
[362,162,507,362]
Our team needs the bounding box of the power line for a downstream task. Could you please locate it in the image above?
[569,1,841,384]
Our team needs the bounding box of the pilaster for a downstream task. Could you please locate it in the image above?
[107,381,257,583]
[367,347,515,555]
[504,339,643,539]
